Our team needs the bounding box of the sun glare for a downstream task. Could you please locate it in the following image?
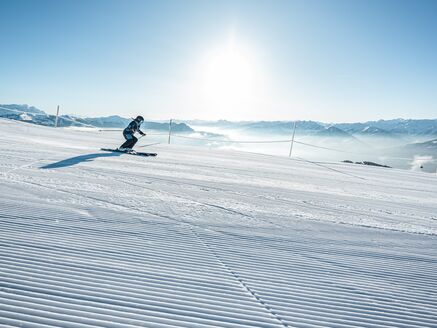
[200,38,260,118]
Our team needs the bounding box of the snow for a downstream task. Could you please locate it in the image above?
[19,113,33,121]
[1,118,437,327]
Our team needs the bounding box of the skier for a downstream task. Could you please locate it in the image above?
[118,116,146,151]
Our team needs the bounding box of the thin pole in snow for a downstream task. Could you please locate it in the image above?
[54,105,60,127]
[168,119,173,144]
[289,121,297,158]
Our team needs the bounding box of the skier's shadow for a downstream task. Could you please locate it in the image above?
[41,152,122,169]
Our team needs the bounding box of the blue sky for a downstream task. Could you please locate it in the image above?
[1,0,436,121]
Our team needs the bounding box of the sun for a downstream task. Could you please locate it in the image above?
[200,38,259,118]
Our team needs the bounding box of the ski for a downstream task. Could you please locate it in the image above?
[101,148,157,157]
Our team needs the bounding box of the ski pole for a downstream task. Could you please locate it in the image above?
[138,142,161,148]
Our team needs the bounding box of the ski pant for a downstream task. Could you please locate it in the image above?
[120,132,138,149]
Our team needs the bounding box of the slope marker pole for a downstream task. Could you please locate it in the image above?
[54,105,60,127]
[288,121,297,158]
[168,119,173,144]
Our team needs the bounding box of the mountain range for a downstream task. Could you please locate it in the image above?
[0,104,193,132]
[188,119,437,137]
[2,104,436,137]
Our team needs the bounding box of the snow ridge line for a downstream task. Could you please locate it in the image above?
[187,225,290,328]
[3,211,436,326]
[29,196,286,325]
[0,204,284,327]
[3,220,431,292]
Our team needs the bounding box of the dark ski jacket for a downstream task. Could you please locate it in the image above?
[124,120,145,136]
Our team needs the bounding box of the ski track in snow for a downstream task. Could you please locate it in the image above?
[0,118,437,327]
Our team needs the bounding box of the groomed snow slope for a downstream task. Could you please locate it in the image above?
[1,118,436,328]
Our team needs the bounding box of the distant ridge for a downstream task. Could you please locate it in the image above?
[1,104,436,135]
[188,118,437,136]
[0,104,193,132]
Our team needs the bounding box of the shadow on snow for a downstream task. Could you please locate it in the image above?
[41,152,122,169]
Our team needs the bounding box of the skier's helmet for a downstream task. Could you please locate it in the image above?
[135,115,144,122]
